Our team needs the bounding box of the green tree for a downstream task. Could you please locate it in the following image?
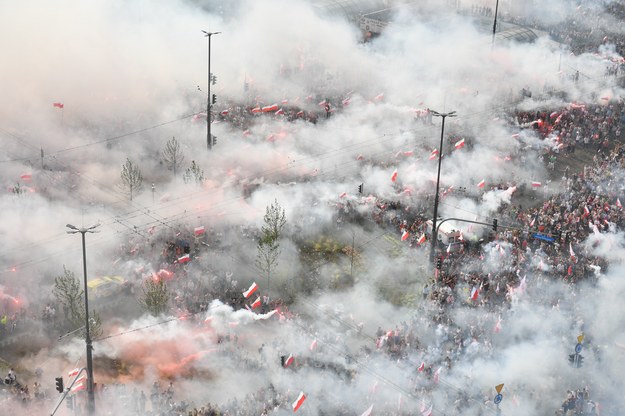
[161,136,185,177]
[138,278,170,316]
[120,158,143,201]
[183,160,204,185]
[255,199,287,296]
[52,266,102,339]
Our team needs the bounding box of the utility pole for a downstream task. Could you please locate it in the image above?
[202,30,220,150]
[66,223,100,416]
[428,110,456,267]
[492,0,500,48]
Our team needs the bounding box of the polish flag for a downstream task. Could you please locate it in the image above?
[243,282,258,298]
[531,181,542,187]
[494,316,502,333]
[391,169,398,182]
[403,150,414,156]
[262,104,279,112]
[177,254,190,263]
[194,226,205,236]
[275,108,285,115]
[615,198,623,209]
[470,286,479,301]
[569,243,576,259]
[284,354,294,368]
[220,110,229,116]
[251,107,262,113]
[418,361,425,372]
[433,367,441,384]
[417,233,426,245]
[318,99,327,107]
[421,404,433,416]
[373,93,384,101]
[429,149,439,160]
[281,99,289,104]
[71,376,87,393]
[477,179,485,188]
[242,130,251,137]
[53,102,64,109]
[342,97,351,106]
[296,110,304,117]
[309,339,318,351]
[68,368,80,378]
[360,404,374,416]
[454,138,465,149]
[292,392,306,412]
[529,216,536,228]
[401,230,410,241]
[584,205,590,216]
[20,174,32,181]
[251,296,261,309]
[339,192,347,199]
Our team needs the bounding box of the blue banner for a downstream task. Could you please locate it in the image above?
[532,233,555,243]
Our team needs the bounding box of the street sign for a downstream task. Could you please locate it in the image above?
[575,343,583,354]
[494,394,503,405]
[577,335,584,343]
[495,384,504,394]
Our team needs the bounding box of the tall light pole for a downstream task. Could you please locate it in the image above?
[492,0,500,47]
[66,222,100,416]
[202,30,220,150]
[429,110,456,267]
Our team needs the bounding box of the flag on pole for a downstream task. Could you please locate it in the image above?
[421,404,433,416]
[401,230,410,241]
[584,205,590,216]
[470,286,479,301]
[177,254,190,263]
[391,169,398,182]
[417,233,426,245]
[68,368,80,378]
[251,296,261,309]
[477,179,485,188]
[243,282,258,298]
[454,138,465,149]
[71,376,87,393]
[429,149,439,160]
[531,181,542,187]
[418,361,425,372]
[617,198,622,209]
[251,107,262,114]
[53,102,64,109]
[194,226,205,236]
[292,392,306,412]
[360,404,374,416]
[310,339,318,351]
[569,243,576,260]
[339,192,347,199]
[284,354,294,368]
[275,108,285,115]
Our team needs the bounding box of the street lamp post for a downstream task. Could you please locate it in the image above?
[66,222,100,416]
[428,110,456,267]
[492,0,500,47]
[202,30,220,151]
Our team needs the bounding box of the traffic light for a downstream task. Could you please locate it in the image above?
[55,377,64,393]
[358,183,363,194]
[568,354,576,366]
[436,258,442,270]
[211,75,217,85]
[212,135,217,146]
[212,94,217,105]
[577,355,584,368]
[493,219,498,232]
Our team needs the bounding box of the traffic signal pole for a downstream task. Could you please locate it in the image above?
[49,368,87,416]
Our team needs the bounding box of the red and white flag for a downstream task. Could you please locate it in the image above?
[617,198,622,209]
[243,282,259,298]
[531,181,542,187]
[360,404,374,416]
[569,243,576,260]
[454,138,465,149]
[194,226,205,236]
[275,108,285,115]
[429,149,439,160]
[421,404,433,416]
[68,368,80,378]
[251,296,261,309]
[20,174,32,181]
[477,179,485,188]
[417,233,426,245]
[296,110,304,117]
[529,216,536,228]
[53,102,64,109]
[309,339,318,351]
[433,367,441,384]
[284,354,294,368]
[418,361,425,372]
[339,192,347,199]
[373,93,384,101]
[292,392,306,412]
[470,286,479,301]
[584,205,590,216]
[391,169,398,182]
[71,376,87,393]
[262,104,279,112]
[220,110,229,116]
[401,230,410,241]
[342,97,351,106]
[177,254,190,263]
[251,107,262,114]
